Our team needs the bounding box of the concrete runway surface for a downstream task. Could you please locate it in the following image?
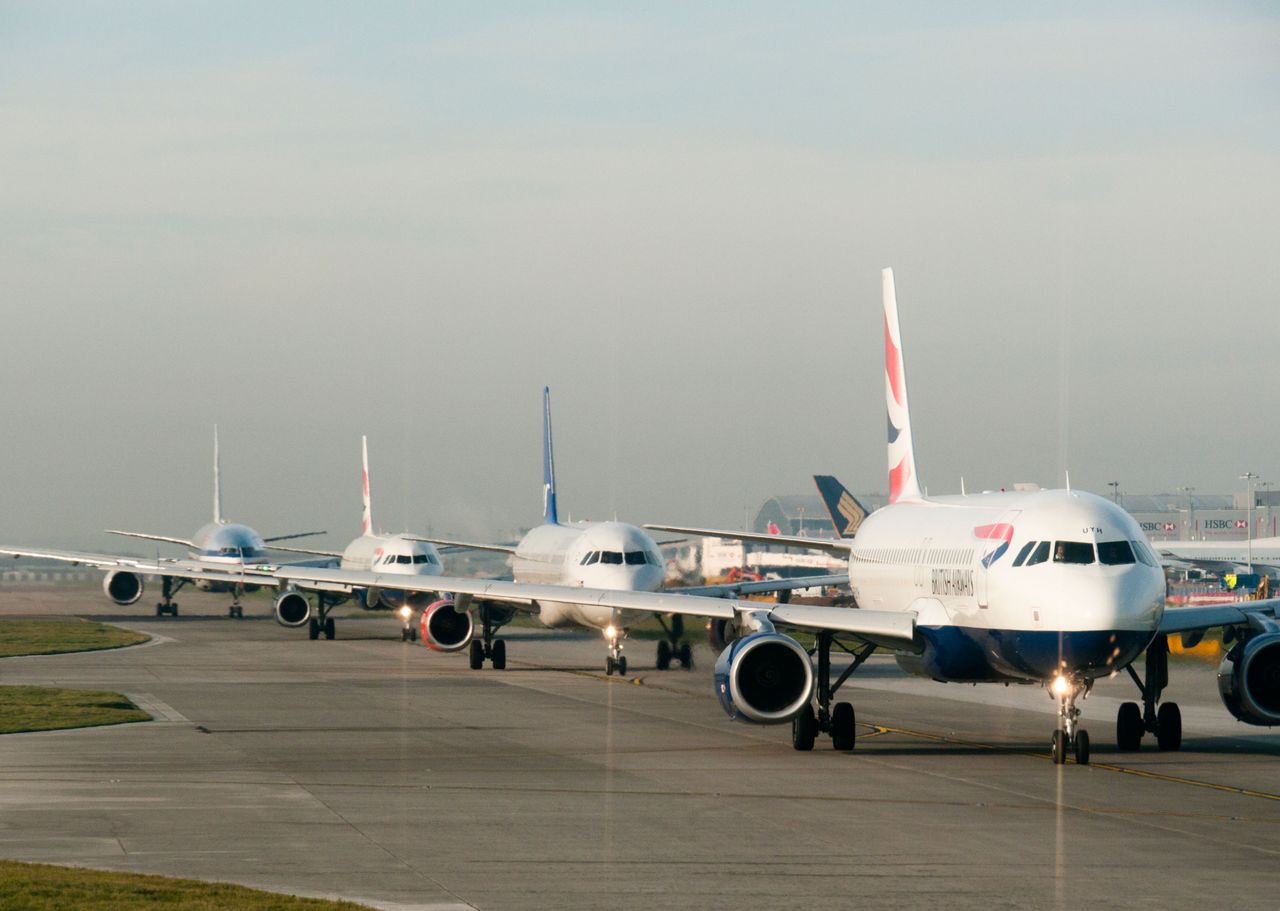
[1,587,1278,911]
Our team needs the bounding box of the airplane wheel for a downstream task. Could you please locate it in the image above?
[617,656,627,676]
[678,642,693,669]
[1074,729,1091,765]
[308,618,320,641]
[171,604,179,616]
[605,656,615,676]
[155,604,164,617]
[792,703,816,751]
[1156,702,1182,751]
[656,640,672,670]
[492,639,507,670]
[831,702,856,751]
[401,628,409,642]
[324,617,336,640]
[1116,702,1143,750]
[409,627,418,642]
[1051,730,1067,765]
[469,640,484,670]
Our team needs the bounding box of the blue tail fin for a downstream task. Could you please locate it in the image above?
[542,387,559,525]
[813,475,866,539]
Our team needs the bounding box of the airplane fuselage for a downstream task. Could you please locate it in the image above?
[847,489,1166,683]
[340,534,443,609]
[512,521,666,632]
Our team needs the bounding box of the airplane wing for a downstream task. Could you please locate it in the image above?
[643,524,853,555]
[262,544,345,558]
[105,530,196,548]
[402,536,518,555]
[1158,599,1279,635]
[273,566,914,649]
[262,531,327,543]
[0,545,279,586]
[676,573,850,598]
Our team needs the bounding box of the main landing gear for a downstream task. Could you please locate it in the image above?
[654,614,693,671]
[469,614,506,670]
[1049,674,1091,765]
[605,624,627,676]
[1117,634,1182,752]
[792,632,875,752]
[155,576,183,617]
[307,594,338,640]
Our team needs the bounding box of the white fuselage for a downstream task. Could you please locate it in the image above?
[511,521,666,632]
[340,534,444,608]
[846,489,1166,682]
[1156,537,1280,576]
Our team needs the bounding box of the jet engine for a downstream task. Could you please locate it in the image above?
[102,570,144,606]
[713,631,814,724]
[273,590,311,628]
[1218,632,1280,726]
[419,599,473,652]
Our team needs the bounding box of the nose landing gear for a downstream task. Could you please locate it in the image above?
[1050,673,1091,765]
[604,625,627,676]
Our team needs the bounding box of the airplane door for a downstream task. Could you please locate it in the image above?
[976,510,1020,609]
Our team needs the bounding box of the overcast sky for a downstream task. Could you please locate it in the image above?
[1,1,1277,551]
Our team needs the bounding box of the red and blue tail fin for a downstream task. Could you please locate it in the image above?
[883,268,922,503]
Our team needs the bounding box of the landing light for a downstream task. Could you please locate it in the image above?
[1051,674,1072,697]
[604,625,617,640]
[399,606,412,620]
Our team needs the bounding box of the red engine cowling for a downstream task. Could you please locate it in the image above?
[419,599,473,652]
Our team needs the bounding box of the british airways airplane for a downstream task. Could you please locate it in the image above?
[269,437,446,641]
[1,428,326,618]
[278,271,1280,765]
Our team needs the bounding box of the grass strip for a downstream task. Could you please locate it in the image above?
[0,686,150,735]
[0,861,374,911]
[0,619,148,658]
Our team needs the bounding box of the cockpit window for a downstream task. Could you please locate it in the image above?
[1053,541,1095,564]
[625,551,647,565]
[412,553,434,564]
[600,551,623,565]
[395,554,411,564]
[1130,540,1157,567]
[1025,541,1051,566]
[581,551,600,565]
[1097,541,1135,566]
[1011,541,1036,567]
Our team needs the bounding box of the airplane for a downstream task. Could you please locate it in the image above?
[279,388,847,674]
[0,428,326,618]
[268,436,448,641]
[643,268,1280,764]
[1153,537,1280,578]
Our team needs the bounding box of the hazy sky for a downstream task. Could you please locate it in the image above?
[1,1,1277,552]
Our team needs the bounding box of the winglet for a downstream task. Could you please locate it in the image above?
[213,425,224,524]
[813,475,867,538]
[361,435,373,536]
[883,268,922,503]
[542,387,559,525]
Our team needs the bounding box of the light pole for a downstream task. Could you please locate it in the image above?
[1177,485,1196,540]
[1240,472,1259,572]
[1107,481,1120,504]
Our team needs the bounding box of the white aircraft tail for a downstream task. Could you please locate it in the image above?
[361,435,373,536]
[883,268,922,503]
[213,425,224,524]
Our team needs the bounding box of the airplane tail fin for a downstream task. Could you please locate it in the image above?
[813,475,867,538]
[542,387,559,525]
[883,268,922,503]
[361,435,373,536]
[213,425,224,524]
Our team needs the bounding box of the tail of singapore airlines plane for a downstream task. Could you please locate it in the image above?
[542,386,559,525]
[883,268,922,504]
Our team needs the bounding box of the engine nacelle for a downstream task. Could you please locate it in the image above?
[713,631,814,725]
[1218,633,1280,726]
[419,599,473,652]
[273,590,312,628]
[103,570,144,606]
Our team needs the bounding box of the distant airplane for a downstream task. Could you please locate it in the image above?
[269,437,447,641]
[1154,537,1280,578]
[0,428,327,618]
[278,388,844,674]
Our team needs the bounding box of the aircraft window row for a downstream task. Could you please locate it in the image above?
[1011,539,1157,568]
[579,550,660,566]
[853,547,975,566]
